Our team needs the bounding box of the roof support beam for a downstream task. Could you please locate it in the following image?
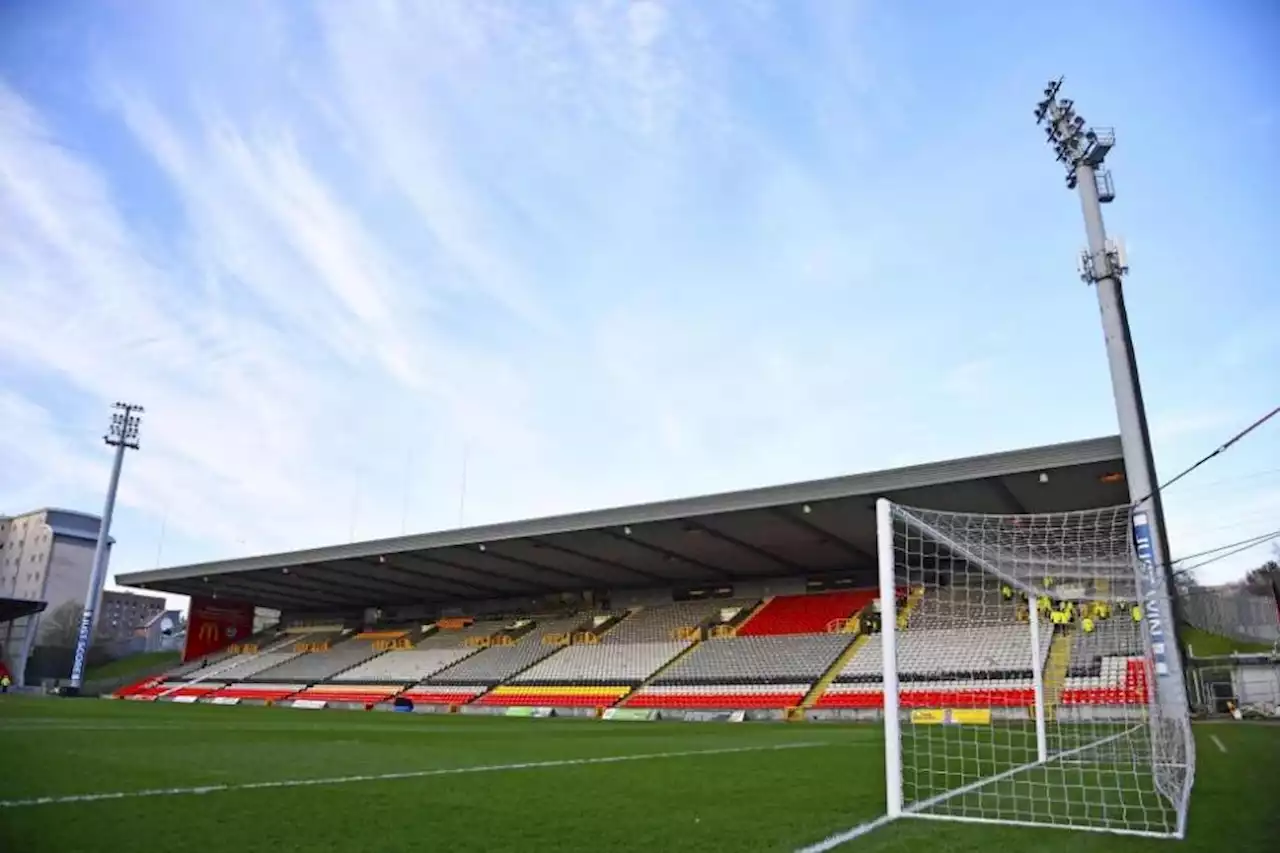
[191,577,348,611]
[390,552,546,594]
[350,556,504,598]
[597,529,734,579]
[768,507,876,566]
[526,537,665,584]
[462,546,599,586]
[292,564,446,605]
[681,520,802,572]
[983,476,1028,514]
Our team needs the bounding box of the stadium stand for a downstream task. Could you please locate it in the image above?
[334,647,476,683]
[400,684,488,706]
[468,600,760,707]
[508,640,690,684]
[814,623,1051,709]
[736,590,875,635]
[627,633,854,709]
[1061,618,1148,705]
[479,684,632,707]
[416,620,511,648]
[287,683,404,705]
[246,631,383,682]
[654,634,854,683]
[209,682,303,702]
[427,615,588,685]
[163,627,282,678]
[906,579,1017,629]
[1061,657,1149,705]
[116,585,1150,713]
[626,683,812,709]
[117,679,220,701]
[603,600,756,643]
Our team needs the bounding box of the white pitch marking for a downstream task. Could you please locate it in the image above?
[1210,734,1228,754]
[794,814,896,853]
[0,741,826,809]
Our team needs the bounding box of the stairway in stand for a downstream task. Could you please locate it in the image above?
[1041,621,1073,722]
[798,633,867,712]
[618,638,703,707]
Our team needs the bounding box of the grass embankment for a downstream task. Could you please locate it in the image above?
[84,650,179,682]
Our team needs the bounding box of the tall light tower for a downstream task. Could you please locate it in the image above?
[1035,79,1187,710]
[68,401,144,694]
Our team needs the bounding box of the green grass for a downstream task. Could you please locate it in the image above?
[1179,624,1275,657]
[84,650,180,682]
[0,697,1276,853]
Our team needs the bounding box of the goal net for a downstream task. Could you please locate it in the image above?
[875,499,1194,839]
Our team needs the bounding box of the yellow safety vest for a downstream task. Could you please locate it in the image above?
[1082,618,1094,634]
[1131,606,1142,622]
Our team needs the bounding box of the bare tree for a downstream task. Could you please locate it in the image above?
[40,601,85,648]
[1244,560,1280,599]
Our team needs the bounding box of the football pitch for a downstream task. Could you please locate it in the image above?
[0,698,1275,853]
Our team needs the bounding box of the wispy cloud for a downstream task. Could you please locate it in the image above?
[1,0,1276,607]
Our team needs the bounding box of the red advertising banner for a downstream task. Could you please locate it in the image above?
[183,596,254,662]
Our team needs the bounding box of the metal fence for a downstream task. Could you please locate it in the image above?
[1180,585,1280,644]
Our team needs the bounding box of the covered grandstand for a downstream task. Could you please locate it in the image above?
[114,436,1137,714]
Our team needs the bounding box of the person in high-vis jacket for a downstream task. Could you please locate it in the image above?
[0,674,11,694]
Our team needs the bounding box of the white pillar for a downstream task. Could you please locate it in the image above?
[877,498,903,818]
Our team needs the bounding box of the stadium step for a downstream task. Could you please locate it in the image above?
[1042,621,1073,721]
[730,597,774,635]
[620,638,705,707]
[898,586,925,629]
[156,633,302,698]
[799,633,866,709]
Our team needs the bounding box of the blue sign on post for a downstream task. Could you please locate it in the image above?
[1131,511,1177,702]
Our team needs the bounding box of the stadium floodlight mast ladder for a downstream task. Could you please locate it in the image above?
[868,497,1195,842]
[67,401,144,694]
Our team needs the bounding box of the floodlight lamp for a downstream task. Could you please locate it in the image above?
[478,544,486,551]
[623,526,632,535]
[802,504,812,514]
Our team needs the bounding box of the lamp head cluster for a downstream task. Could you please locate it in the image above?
[105,401,145,449]
[1035,78,1113,190]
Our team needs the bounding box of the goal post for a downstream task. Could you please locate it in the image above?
[875,498,1195,839]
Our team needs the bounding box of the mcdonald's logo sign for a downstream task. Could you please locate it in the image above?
[183,596,253,662]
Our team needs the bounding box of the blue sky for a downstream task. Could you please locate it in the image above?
[1,0,1276,611]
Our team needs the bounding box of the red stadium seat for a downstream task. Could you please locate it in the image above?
[736,590,880,636]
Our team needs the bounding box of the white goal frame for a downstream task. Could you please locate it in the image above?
[875,498,1195,841]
